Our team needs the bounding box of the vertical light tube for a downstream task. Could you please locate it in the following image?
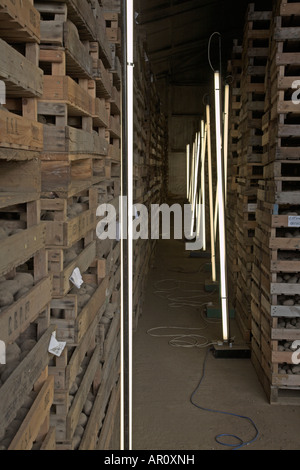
[120,1,127,451]
[223,84,230,205]
[127,0,134,451]
[200,121,207,250]
[190,136,197,209]
[206,104,217,282]
[214,71,230,343]
[190,131,201,237]
[120,0,134,451]
[186,144,190,200]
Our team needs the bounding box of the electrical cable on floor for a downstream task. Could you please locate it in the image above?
[190,347,259,450]
[147,326,219,349]
[153,278,217,309]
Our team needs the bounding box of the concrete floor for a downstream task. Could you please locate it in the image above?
[132,236,300,451]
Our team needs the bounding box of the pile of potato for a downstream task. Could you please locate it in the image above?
[71,283,97,312]
[276,273,300,284]
[0,390,36,450]
[278,364,300,375]
[51,284,98,321]
[278,251,300,260]
[63,240,83,268]
[278,340,300,351]
[277,317,300,329]
[0,325,38,449]
[67,201,87,219]
[41,195,89,223]
[0,226,24,241]
[67,355,96,450]
[100,302,118,335]
[0,272,34,311]
[278,294,300,306]
[0,326,37,388]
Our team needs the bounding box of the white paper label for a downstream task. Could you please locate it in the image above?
[69,267,84,289]
[248,204,257,213]
[48,332,66,357]
[288,216,300,228]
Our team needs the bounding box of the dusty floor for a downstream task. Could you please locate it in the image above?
[131,236,300,451]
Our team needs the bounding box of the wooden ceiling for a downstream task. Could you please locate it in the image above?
[135,0,273,86]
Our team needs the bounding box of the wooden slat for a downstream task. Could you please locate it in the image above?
[8,375,54,450]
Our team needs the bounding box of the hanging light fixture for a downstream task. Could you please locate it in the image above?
[206,103,217,283]
[223,83,230,204]
[197,121,207,248]
[187,144,190,200]
[190,131,201,237]
[214,70,230,343]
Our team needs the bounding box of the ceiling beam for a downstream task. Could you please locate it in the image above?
[149,38,208,62]
[137,0,224,25]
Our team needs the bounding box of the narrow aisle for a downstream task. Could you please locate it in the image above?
[132,236,300,451]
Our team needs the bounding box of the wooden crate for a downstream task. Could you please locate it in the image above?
[40,187,98,247]
[0,107,43,153]
[39,22,94,80]
[50,274,109,346]
[0,0,40,44]
[48,240,99,298]
[0,221,47,280]
[0,38,43,99]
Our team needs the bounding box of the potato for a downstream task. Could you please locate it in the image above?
[78,413,88,427]
[0,360,20,383]
[6,343,21,362]
[16,287,31,302]
[73,435,81,450]
[283,299,295,306]
[71,203,85,215]
[292,365,300,374]
[0,227,8,240]
[77,294,91,310]
[0,438,12,450]
[64,249,77,266]
[69,382,78,396]
[15,273,34,289]
[83,399,93,416]
[0,291,14,308]
[84,284,97,296]
[21,339,37,353]
[75,425,85,438]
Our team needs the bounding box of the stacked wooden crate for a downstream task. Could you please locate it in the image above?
[251,0,300,405]
[226,39,242,307]
[95,0,121,450]
[132,28,168,328]
[0,0,55,450]
[234,4,272,342]
[33,0,120,449]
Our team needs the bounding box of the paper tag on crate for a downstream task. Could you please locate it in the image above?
[69,267,84,289]
[288,216,300,228]
[48,332,66,358]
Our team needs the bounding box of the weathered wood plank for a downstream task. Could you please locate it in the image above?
[0,326,55,440]
[8,375,54,450]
